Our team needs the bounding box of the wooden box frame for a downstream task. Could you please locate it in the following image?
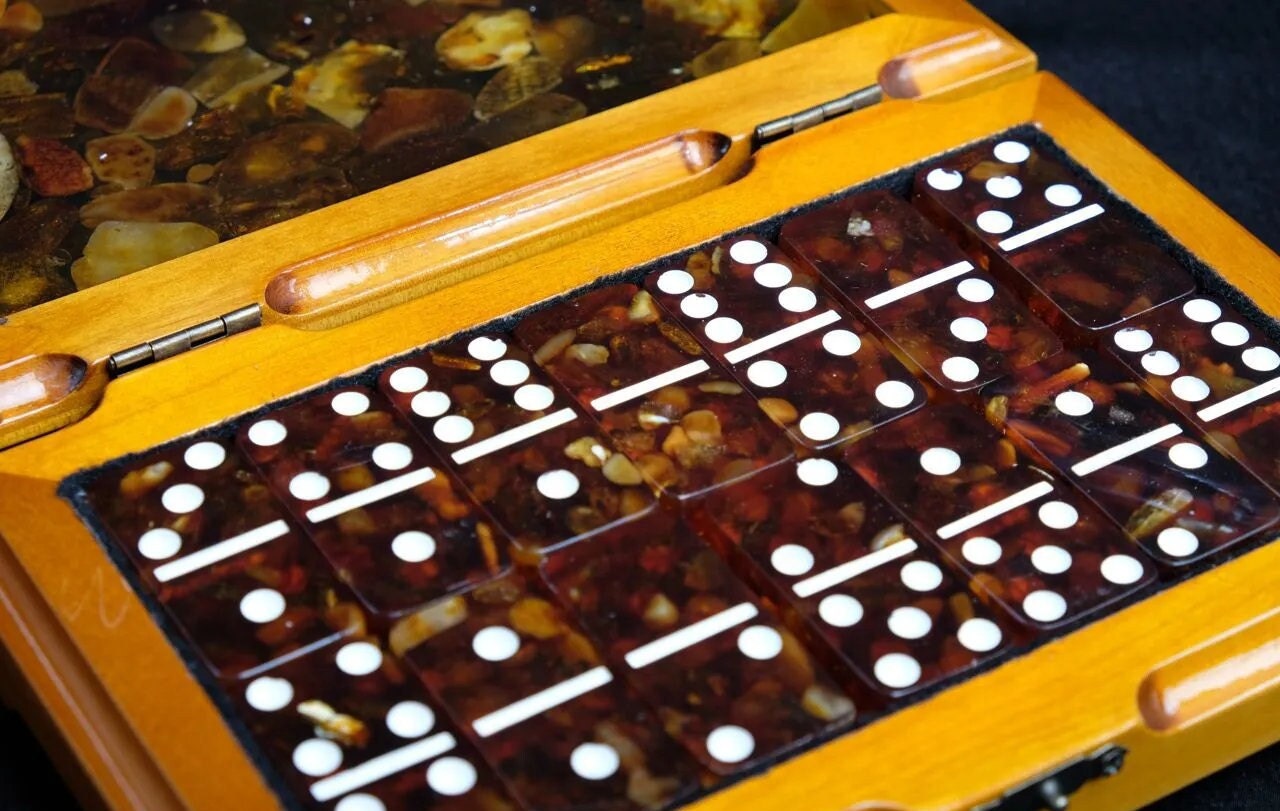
[0,3,1277,810]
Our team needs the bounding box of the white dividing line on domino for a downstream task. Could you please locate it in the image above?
[998,204,1104,252]
[624,602,758,669]
[1070,423,1182,477]
[590,361,710,411]
[792,540,918,599]
[472,666,613,738]
[154,520,290,583]
[724,310,842,364]
[306,467,436,523]
[452,408,577,464]
[937,481,1055,540]
[864,261,974,310]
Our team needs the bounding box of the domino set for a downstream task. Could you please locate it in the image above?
[2,3,1279,809]
[64,135,1280,811]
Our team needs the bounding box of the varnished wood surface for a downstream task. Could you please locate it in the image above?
[0,2,1034,449]
[262,129,738,325]
[1139,608,1280,732]
[0,17,1277,811]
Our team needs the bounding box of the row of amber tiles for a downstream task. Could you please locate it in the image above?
[78,137,1280,811]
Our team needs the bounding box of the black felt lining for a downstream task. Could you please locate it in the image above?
[57,489,310,811]
[57,122,1280,810]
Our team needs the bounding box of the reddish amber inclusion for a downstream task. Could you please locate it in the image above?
[912,137,1195,332]
[643,235,925,448]
[1105,294,1280,490]
[396,571,699,811]
[542,509,854,773]
[85,438,358,679]
[514,284,793,499]
[844,405,1154,628]
[780,190,1060,392]
[699,456,1011,701]
[986,351,1280,567]
[238,386,509,620]
[231,637,517,810]
[378,333,655,555]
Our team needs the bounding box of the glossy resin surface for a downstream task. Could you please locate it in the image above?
[0,0,884,315]
[71,133,1280,810]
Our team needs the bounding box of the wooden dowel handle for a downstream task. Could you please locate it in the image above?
[1139,607,1280,731]
[0,354,102,449]
[265,130,737,328]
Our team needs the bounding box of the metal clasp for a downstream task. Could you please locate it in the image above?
[972,745,1127,811]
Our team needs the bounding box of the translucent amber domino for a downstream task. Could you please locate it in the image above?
[986,351,1280,568]
[913,136,1195,331]
[515,284,793,499]
[238,387,509,620]
[379,334,655,554]
[1106,294,1280,490]
[85,438,360,679]
[397,572,698,811]
[781,190,1061,392]
[701,456,1012,701]
[543,509,855,773]
[643,235,925,448]
[845,405,1154,627]
[231,637,518,810]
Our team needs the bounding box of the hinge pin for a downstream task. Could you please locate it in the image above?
[753,85,884,148]
[108,304,263,376]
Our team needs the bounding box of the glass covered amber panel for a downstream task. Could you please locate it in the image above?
[0,0,887,315]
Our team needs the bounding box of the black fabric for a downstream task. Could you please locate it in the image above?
[974,0,1279,248]
[2,1,1278,808]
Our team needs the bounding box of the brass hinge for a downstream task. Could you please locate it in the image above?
[753,85,884,148]
[108,304,262,377]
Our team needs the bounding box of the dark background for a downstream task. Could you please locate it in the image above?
[2,0,1278,808]
[967,5,1280,808]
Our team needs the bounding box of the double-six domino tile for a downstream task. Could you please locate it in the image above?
[514,284,793,500]
[378,334,656,555]
[844,405,1154,628]
[699,456,1011,701]
[396,572,699,811]
[1106,294,1280,490]
[986,351,1280,567]
[913,137,1195,333]
[542,509,854,773]
[85,438,358,679]
[238,387,510,621]
[231,637,517,811]
[642,236,925,448]
[780,190,1061,392]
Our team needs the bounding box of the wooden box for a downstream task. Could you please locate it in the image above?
[0,2,1277,810]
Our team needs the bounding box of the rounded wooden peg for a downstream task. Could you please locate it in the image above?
[0,353,102,449]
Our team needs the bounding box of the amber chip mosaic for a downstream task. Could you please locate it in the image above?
[0,0,886,316]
